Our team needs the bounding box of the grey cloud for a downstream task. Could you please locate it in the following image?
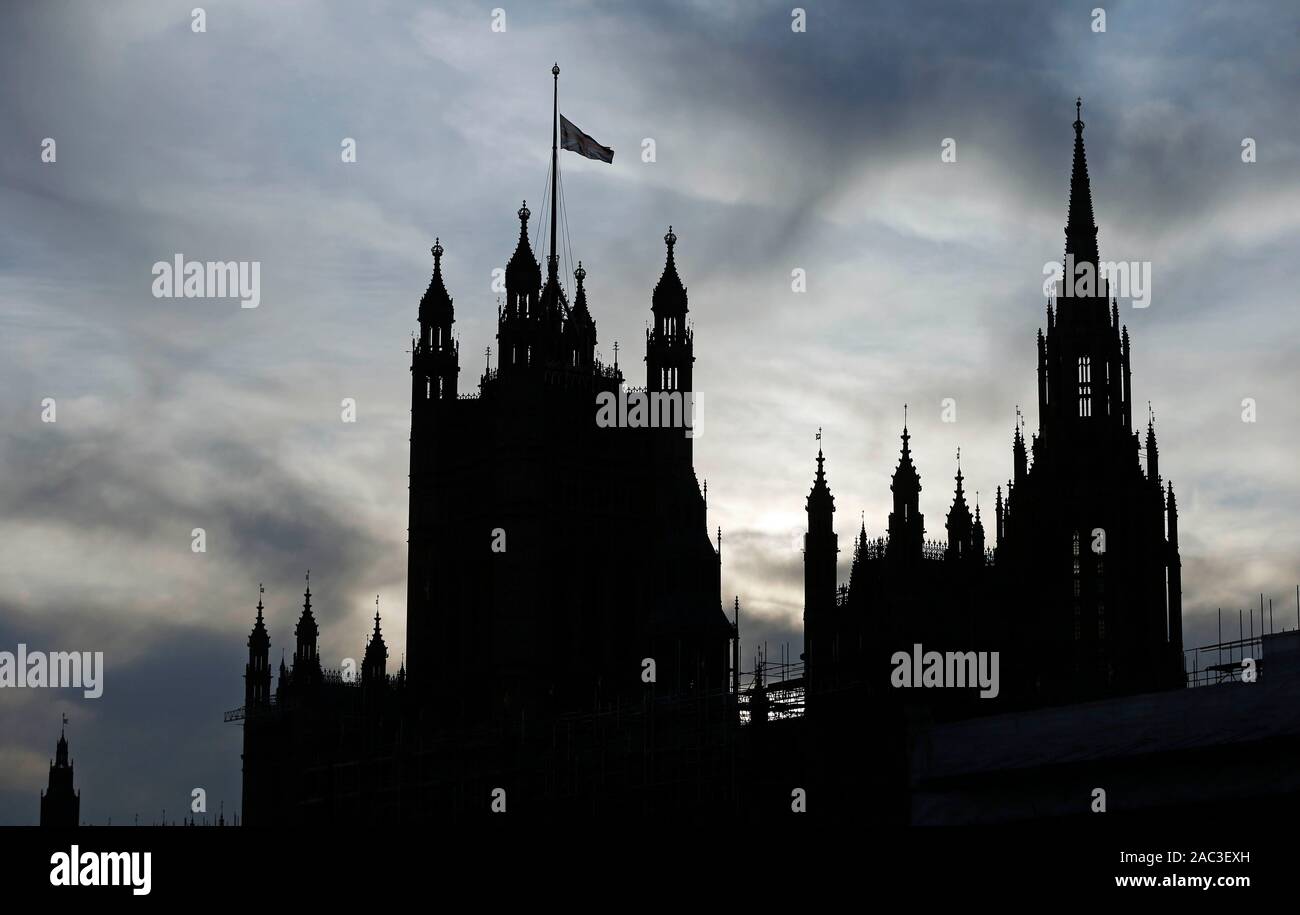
[2,0,1298,823]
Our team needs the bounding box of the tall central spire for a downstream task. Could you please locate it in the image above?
[1065,97,1100,269]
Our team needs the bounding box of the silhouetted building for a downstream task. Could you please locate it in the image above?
[234,99,1194,824]
[804,101,1184,713]
[237,203,733,823]
[406,218,728,722]
[40,719,79,827]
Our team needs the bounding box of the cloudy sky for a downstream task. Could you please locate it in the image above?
[1,0,1298,823]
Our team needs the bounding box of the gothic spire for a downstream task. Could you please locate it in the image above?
[293,572,320,679]
[363,596,388,684]
[848,512,868,591]
[505,201,541,296]
[563,261,597,371]
[945,451,973,557]
[569,261,594,332]
[892,415,920,494]
[1146,409,1161,482]
[246,584,272,708]
[807,436,835,514]
[652,226,687,315]
[1065,97,1100,269]
[248,584,269,650]
[647,226,694,392]
[297,573,315,632]
[418,237,453,324]
[1012,407,1028,485]
[947,452,971,521]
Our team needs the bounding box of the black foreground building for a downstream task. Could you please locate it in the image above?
[39,719,80,827]
[229,103,1268,826]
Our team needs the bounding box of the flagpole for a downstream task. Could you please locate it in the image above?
[549,63,560,282]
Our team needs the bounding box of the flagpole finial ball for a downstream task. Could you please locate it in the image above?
[518,201,530,222]
[552,64,560,77]
[665,226,676,249]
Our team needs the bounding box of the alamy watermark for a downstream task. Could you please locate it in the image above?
[0,644,103,698]
[1043,254,1151,308]
[890,643,1000,698]
[151,254,261,309]
[595,389,703,439]
[50,846,151,896]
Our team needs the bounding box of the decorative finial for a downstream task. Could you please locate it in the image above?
[518,200,530,223]
[904,403,909,428]
[574,261,586,284]
[431,237,443,263]
[665,225,676,250]
[552,63,560,77]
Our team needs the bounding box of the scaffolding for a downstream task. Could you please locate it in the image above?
[1185,592,1300,687]
[737,644,805,724]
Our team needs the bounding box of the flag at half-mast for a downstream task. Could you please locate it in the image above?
[560,114,614,163]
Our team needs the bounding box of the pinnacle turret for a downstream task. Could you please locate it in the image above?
[1064,97,1100,270]
[505,201,541,298]
[651,226,687,316]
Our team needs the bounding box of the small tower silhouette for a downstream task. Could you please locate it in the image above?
[416,237,459,401]
[803,432,837,690]
[40,716,80,827]
[245,584,271,709]
[293,573,322,686]
[363,597,388,686]
[887,411,924,559]
[646,226,694,393]
[498,201,542,372]
[564,262,597,371]
[945,450,973,560]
